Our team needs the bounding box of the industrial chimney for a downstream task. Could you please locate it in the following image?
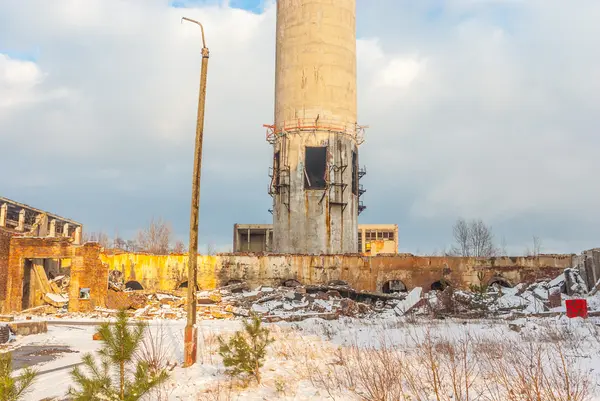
[266,0,366,254]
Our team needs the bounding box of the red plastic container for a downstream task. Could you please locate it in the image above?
[565,299,588,319]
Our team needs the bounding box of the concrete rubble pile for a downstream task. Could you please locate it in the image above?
[205,281,406,322]
[102,288,186,320]
[99,280,407,322]
[395,268,590,318]
[15,268,594,322]
[108,269,125,291]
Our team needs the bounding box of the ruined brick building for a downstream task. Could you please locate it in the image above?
[0,197,82,243]
[0,197,106,313]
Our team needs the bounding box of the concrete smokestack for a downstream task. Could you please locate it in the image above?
[267,0,366,254]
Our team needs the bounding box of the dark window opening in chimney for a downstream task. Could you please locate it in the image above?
[304,146,327,190]
[273,151,280,194]
[352,151,358,195]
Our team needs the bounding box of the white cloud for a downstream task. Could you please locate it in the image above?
[0,0,599,253]
[377,57,423,89]
[0,54,44,109]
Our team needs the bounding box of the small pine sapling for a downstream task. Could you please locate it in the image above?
[0,352,37,401]
[67,309,169,400]
[218,315,274,384]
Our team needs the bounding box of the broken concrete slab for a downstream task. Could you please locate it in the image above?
[43,293,68,308]
[394,287,424,316]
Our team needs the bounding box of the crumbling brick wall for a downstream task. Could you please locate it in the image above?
[2,237,107,313]
[68,243,109,312]
[0,229,13,305]
[101,252,575,293]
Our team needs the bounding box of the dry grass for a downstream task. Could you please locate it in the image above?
[304,324,596,401]
[197,379,237,401]
[198,327,221,365]
[134,321,178,401]
[192,318,597,401]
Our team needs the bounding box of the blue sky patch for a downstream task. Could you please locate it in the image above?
[169,0,265,14]
[0,47,39,62]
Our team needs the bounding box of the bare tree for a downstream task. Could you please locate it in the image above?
[470,219,495,257]
[114,237,127,250]
[126,239,138,252]
[527,235,543,257]
[450,218,497,257]
[136,217,172,255]
[206,242,216,256]
[172,241,186,254]
[451,218,471,257]
[85,232,111,248]
[500,236,508,257]
[533,236,542,256]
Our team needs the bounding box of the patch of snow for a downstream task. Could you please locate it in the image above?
[251,304,269,314]
[313,299,333,312]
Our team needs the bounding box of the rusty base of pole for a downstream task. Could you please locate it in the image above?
[183,324,198,367]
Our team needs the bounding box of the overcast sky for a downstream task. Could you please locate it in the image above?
[1,0,599,254]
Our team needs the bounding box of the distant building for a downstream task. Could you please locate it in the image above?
[357,224,398,255]
[233,223,397,255]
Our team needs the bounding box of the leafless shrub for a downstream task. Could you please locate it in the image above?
[524,320,589,355]
[269,326,314,362]
[477,339,593,401]
[197,379,237,401]
[305,332,411,401]
[134,322,177,401]
[198,327,220,365]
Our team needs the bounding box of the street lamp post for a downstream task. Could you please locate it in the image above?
[182,16,209,368]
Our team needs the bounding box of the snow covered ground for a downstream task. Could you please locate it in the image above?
[7,312,600,401]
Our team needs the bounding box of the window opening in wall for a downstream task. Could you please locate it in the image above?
[380,231,394,241]
[177,281,199,291]
[79,288,91,299]
[273,151,280,194]
[382,280,407,294]
[431,280,450,291]
[488,278,512,288]
[304,146,327,190]
[352,151,358,195]
[21,260,33,310]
